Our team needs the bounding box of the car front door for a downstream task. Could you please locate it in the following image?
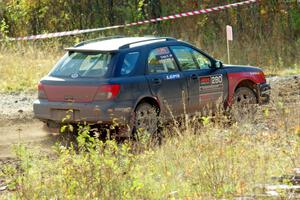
[146,46,187,117]
[170,45,227,113]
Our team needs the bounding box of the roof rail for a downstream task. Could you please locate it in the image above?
[75,35,125,47]
[118,37,177,50]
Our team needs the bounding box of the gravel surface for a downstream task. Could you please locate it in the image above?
[0,74,299,123]
[0,92,36,123]
[267,74,300,104]
[267,74,300,84]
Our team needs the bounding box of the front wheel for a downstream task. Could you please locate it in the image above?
[232,87,258,121]
[234,87,257,106]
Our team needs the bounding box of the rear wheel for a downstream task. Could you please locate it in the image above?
[133,103,160,141]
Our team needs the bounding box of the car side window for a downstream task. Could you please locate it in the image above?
[170,46,198,71]
[170,46,211,70]
[191,49,211,69]
[121,52,140,75]
[148,47,178,74]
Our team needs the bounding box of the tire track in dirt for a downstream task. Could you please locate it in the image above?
[0,120,57,158]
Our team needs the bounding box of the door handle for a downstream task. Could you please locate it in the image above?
[152,78,162,85]
[190,74,198,80]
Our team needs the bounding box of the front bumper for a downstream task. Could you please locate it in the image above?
[33,99,134,124]
[257,83,271,104]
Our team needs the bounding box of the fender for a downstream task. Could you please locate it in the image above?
[227,71,266,104]
[133,95,160,112]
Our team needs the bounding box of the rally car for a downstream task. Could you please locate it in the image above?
[33,36,270,134]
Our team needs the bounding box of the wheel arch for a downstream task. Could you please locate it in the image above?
[134,96,160,112]
[235,79,257,91]
[234,79,259,102]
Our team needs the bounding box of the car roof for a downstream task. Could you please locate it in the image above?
[65,36,177,52]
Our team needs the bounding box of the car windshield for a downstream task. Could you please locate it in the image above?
[50,52,113,78]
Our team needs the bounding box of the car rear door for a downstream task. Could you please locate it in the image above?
[170,45,227,113]
[145,46,187,117]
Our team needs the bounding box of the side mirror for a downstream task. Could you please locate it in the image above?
[214,60,223,69]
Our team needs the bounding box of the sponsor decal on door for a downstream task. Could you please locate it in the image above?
[199,74,224,103]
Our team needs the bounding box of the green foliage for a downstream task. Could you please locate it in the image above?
[1,96,299,199]
[0,19,9,39]
[7,129,141,199]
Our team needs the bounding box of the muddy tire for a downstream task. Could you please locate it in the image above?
[234,87,257,106]
[133,103,160,141]
[232,87,258,121]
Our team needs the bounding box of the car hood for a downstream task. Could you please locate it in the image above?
[222,64,262,73]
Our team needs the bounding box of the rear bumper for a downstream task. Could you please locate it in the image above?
[33,99,134,124]
[258,83,271,104]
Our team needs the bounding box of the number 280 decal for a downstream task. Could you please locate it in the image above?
[211,75,223,85]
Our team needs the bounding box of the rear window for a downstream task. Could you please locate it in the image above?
[50,52,113,78]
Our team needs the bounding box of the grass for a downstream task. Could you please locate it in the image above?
[0,81,299,199]
[264,65,300,77]
[0,44,62,92]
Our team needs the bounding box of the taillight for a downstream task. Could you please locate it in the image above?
[93,84,120,101]
[38,83,47,99]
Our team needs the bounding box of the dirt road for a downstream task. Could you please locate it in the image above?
[0,75,299,158]
[0,120,56,158]
[0,93,64,159]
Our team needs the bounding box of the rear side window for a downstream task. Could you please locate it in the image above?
[148,47,178,74]
[121,52,140,75]
[50,52,112,78]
